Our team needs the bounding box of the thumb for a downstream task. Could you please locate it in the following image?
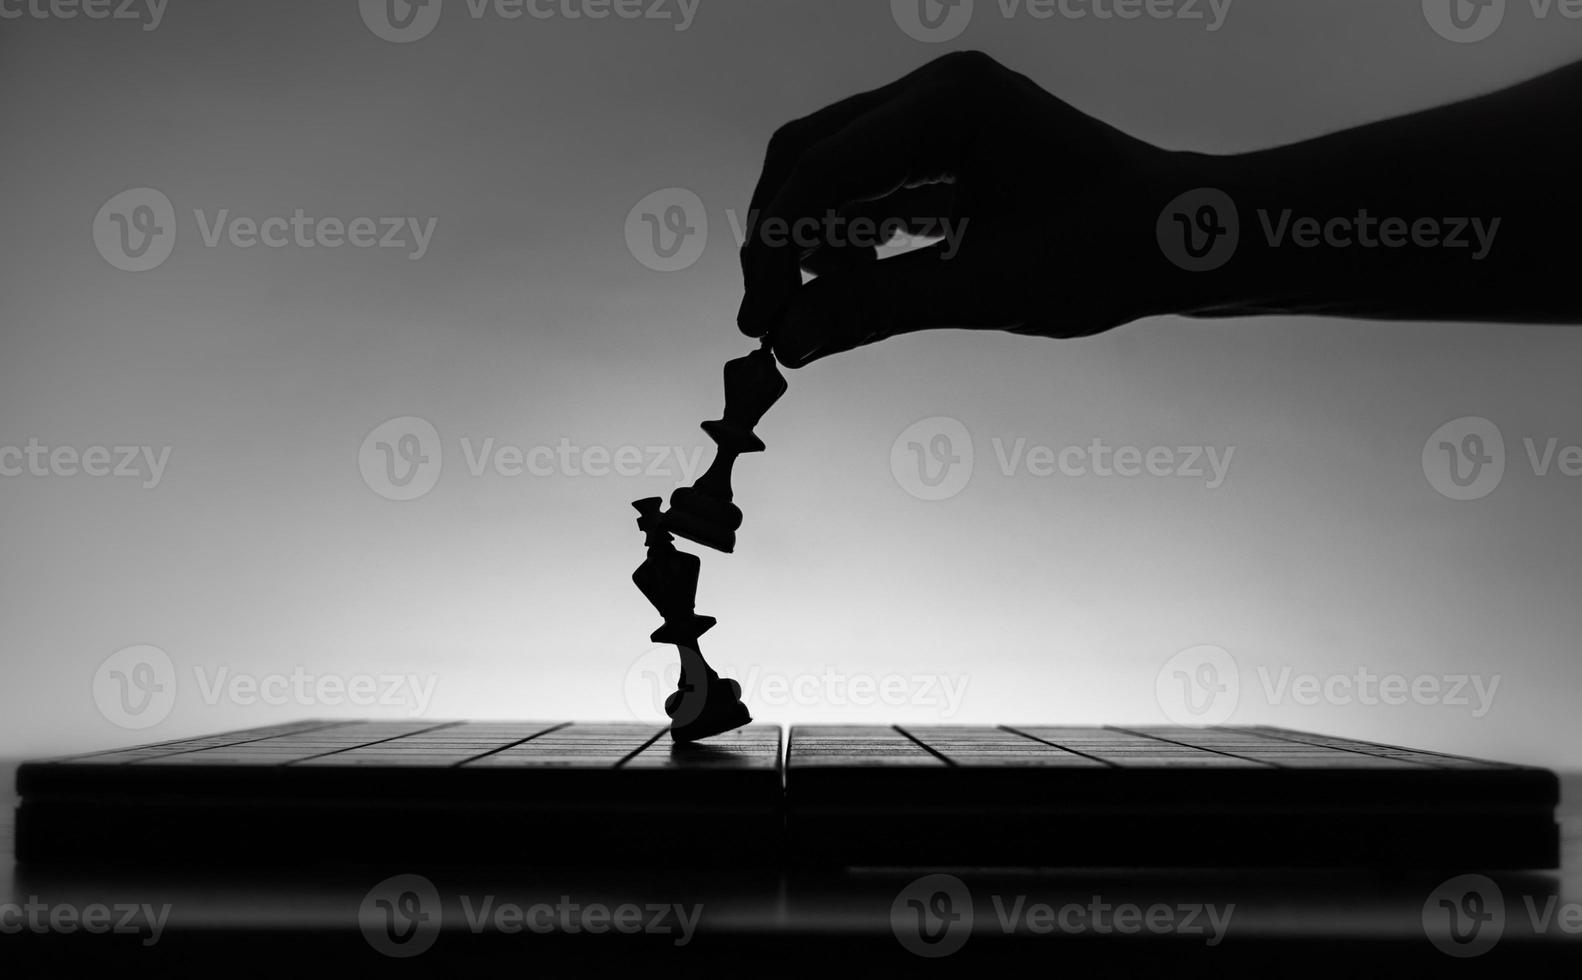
[767,243,977,368]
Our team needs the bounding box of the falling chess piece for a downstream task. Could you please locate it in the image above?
[663,343,787,554]
[632,498,716,647]
[632,498,752,742]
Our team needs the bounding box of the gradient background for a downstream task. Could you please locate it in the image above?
[2,0,1579,765]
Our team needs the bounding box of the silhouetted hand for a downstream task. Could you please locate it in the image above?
[736,51,1176,368]
[740,51,1582,368]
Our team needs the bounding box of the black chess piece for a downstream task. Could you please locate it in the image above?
[663,343,787,554]
[632,498,751,742]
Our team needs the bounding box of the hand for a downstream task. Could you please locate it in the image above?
[737,50,1182,368]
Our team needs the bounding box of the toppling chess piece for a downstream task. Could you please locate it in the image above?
[632,497,715,647]
[632,497,752,742]
[663,343,787,554]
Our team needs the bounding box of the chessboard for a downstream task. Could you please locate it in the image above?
[14,722,1558,870]
[785,725,1560,869]
[14,721,783,867]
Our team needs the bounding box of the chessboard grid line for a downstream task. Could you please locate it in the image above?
[58,720,335,760]
[892,725,956,766]
[1106,726,1280,767]
[82,720,358,765]
[451,722,570,767]
[1236,726,1492,768]
[614,727,671,769]
[998,725,1121,768]
[281,721,463,765]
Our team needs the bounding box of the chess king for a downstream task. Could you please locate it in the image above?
[631,342,786,741]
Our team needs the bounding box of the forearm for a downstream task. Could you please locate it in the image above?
[1157,60,1582,324]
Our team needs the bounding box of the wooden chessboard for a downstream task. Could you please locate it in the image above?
[784,725,1560,868]
[14,721,783,867]
[14,722,1558,869]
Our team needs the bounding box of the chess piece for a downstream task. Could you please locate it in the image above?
[632,498,752,742]
[663,342,787,554]
[631,497,715,647]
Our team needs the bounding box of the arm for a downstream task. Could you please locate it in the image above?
[1168,58,1582,324]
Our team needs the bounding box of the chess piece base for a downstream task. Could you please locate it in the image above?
[667,675,752,743]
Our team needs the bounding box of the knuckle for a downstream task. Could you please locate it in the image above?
[766,119,812,160]
[936,49,1001,80]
